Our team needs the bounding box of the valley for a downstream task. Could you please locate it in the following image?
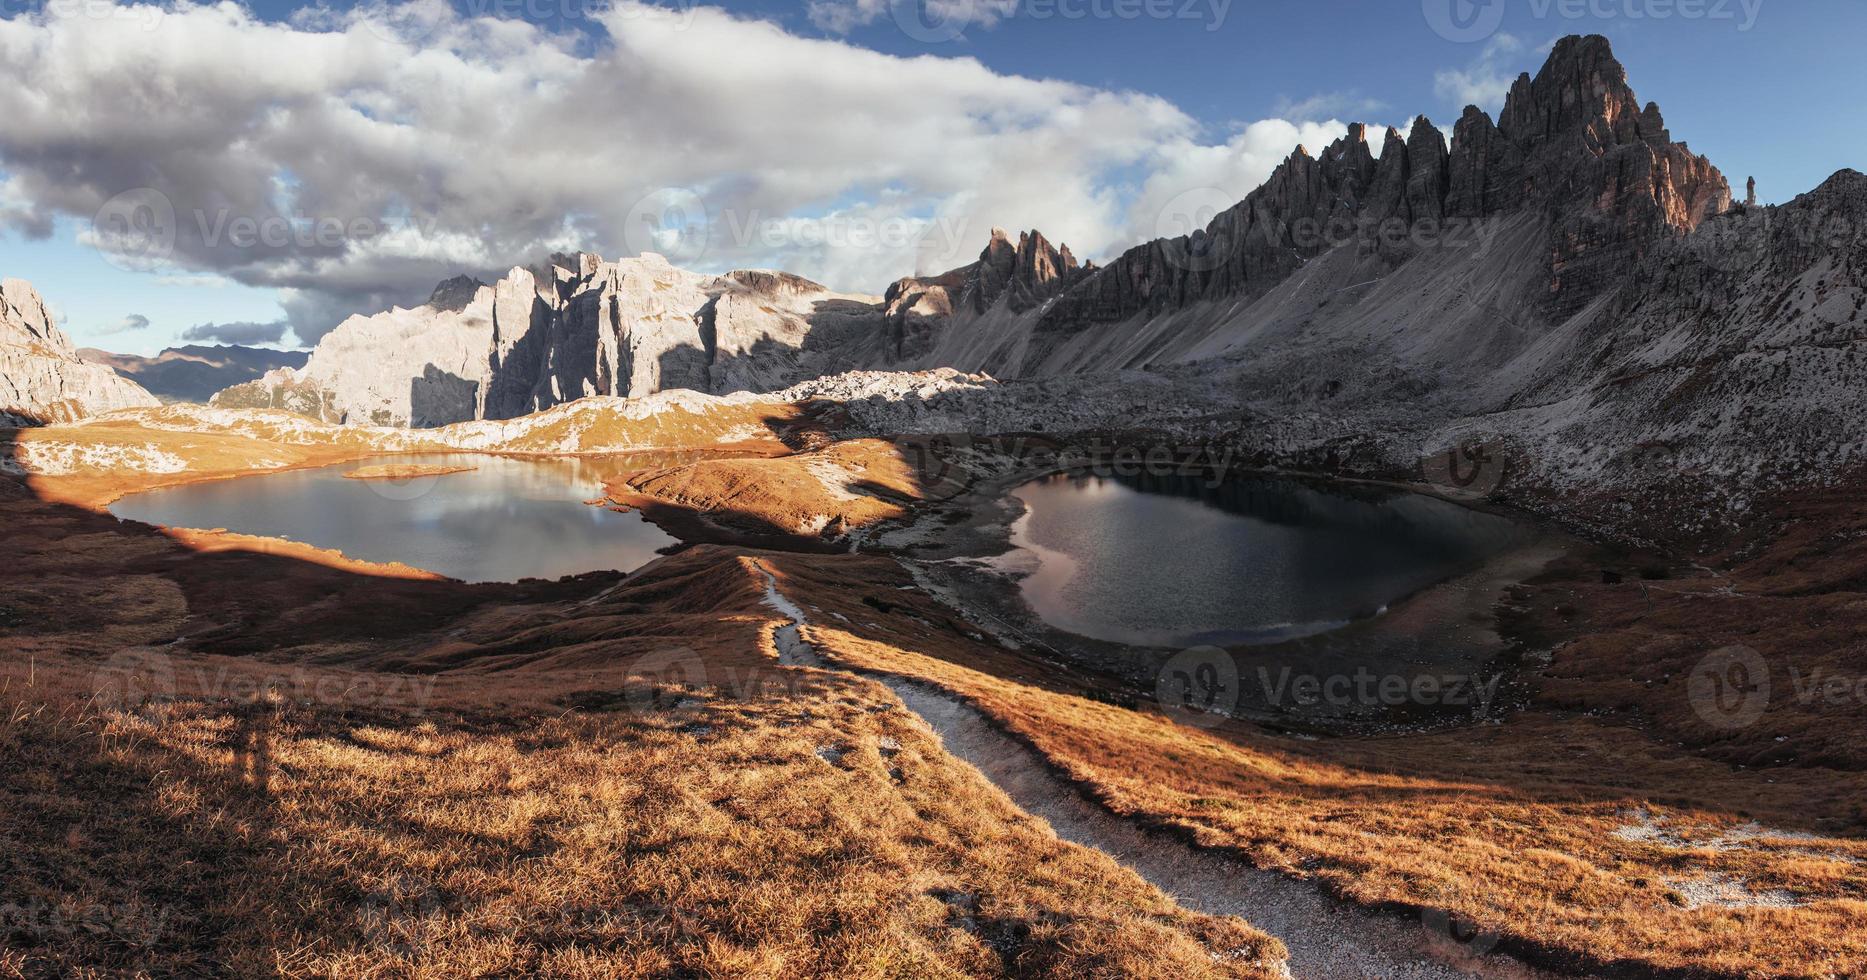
[6,364,1867,977]
[4,28,1865,980]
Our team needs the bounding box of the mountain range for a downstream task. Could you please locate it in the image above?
[11,33,1866,540]
[212,35,1777,431]
[78,345,308,405]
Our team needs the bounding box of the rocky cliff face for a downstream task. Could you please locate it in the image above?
[969,228,1086,314]
[0,278,158,424]
[874,228,1091,374]
[949,34,1730,376]
[215,253,880,427]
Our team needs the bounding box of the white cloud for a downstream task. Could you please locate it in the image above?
[0,0,1361,342]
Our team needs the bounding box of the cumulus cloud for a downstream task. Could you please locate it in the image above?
[180,320,291,345]
[0,0,1362,343]
[96,313,151,335]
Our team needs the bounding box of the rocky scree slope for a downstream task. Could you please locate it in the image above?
[0,278,158,424]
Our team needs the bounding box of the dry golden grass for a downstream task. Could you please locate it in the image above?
[0,474,1283,977]
[758,553,1867,980]
[13,410,1867,977]
[8,395,810,510]
[611,439,921,540]
[0,627,1282,978]
[8,423,361,508]
[341,463,477,482]
[163,527,446,581]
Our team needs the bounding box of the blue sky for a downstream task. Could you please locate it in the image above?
[2,0,1861,355]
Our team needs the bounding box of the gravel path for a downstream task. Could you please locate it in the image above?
[752,561,1569,979]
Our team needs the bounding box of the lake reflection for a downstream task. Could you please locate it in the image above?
[1009,471,1534,648]
[110,453,679,583]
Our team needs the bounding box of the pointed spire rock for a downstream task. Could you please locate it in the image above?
[1366,126,1413,224]
[1406,115,1451,223]
[1447,106,1523,217]
[968,227,1083,313]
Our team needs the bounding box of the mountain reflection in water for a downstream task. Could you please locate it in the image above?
[110,453,682,583]
[1008,471,1534,648]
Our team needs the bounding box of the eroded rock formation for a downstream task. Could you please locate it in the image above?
[0,278,158,423]
[216,253,880,427]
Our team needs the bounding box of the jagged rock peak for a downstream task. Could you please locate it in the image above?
[722,269,830,297]
[1786,169,1867,223]
[1498,34,1665,149]
[0,277,63,348]
[427,274,487,313]
[972,227,1083,314]
[546,251,606,277]
[1810,168,1867,194]
[0,277,159,421]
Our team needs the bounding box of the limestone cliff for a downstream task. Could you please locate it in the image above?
[215,253,879,427]
[0,278,158,424]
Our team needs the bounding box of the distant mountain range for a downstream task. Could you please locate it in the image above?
[78,344,309,405]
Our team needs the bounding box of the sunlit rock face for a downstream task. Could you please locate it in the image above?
[214,253,884,428]
[0,278,159,424]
